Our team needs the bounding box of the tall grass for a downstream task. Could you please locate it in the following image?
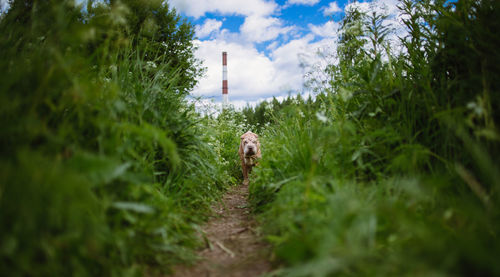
[248,0,500,275]
[0,1,238,275]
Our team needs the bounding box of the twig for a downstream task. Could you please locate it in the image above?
[215,240,235,258]
[455,164,492,209]
[231,227,248,235]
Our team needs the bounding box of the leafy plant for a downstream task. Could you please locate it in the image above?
[247,0,500,276]
[0,1,233,275]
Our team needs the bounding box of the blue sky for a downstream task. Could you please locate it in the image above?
[185,0,346,55]
[169,0,404,108]
[0,0,403,108]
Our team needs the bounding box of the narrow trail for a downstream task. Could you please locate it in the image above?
[172,183,272,277]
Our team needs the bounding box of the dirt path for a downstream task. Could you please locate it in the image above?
[172,183,272,277]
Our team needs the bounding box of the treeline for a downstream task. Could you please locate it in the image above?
[247,0,500,276]
[0,0,239,275]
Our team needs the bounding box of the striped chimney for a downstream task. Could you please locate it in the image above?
[222,51,228,105]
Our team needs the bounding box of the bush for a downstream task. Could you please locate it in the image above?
[0,1,233,275]
[248,0,500,276]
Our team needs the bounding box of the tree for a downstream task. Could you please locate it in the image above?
[91,0,204,94]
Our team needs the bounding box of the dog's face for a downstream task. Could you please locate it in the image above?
[239,131,261,182]
[241,132,259,157]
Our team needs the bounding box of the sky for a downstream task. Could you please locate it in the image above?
[0,0,406,109]
[168,0,406,108]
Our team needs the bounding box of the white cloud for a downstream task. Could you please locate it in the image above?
[308,21,340,38]
[286,0,320,6]
[322,2,342,15]
[195,19,223,38]
[346,0,400,17]
[179,0,409,105]
[266,40,280,51]
[192,39,279,101]
[169,0,277,18]
[0,0,10,12]
[240,15,294,43]
[346,0,408,53]
[192,33,338,103]
[170,0,293,44]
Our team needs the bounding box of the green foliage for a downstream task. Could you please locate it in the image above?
[247,0,500,276]
[107,0,204,93]
[0,0,232,276]
[197,106,257,182]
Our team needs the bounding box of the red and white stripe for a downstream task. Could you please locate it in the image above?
[222,51,228,105]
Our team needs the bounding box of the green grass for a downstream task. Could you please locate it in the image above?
[1,0,499,276]
[247,0,500,276]
[0,1,242,275]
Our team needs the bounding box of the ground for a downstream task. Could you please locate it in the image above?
[172,183,272,277]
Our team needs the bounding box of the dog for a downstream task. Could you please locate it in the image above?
[239,131,261,185]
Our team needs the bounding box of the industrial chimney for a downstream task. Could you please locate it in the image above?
[222,51,228,106]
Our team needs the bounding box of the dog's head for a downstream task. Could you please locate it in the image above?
[240,131,259,157]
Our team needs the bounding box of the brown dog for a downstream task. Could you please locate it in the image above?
[239,131,261,185]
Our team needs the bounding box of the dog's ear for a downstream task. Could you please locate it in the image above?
[240,134,246,140]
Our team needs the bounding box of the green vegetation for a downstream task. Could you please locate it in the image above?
[1,0,499,276]
[247,0,500,276]
[0,0,240,275]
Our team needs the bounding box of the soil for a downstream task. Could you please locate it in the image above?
[172,183,272,277]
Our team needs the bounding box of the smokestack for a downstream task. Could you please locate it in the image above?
[222,51,228,106]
